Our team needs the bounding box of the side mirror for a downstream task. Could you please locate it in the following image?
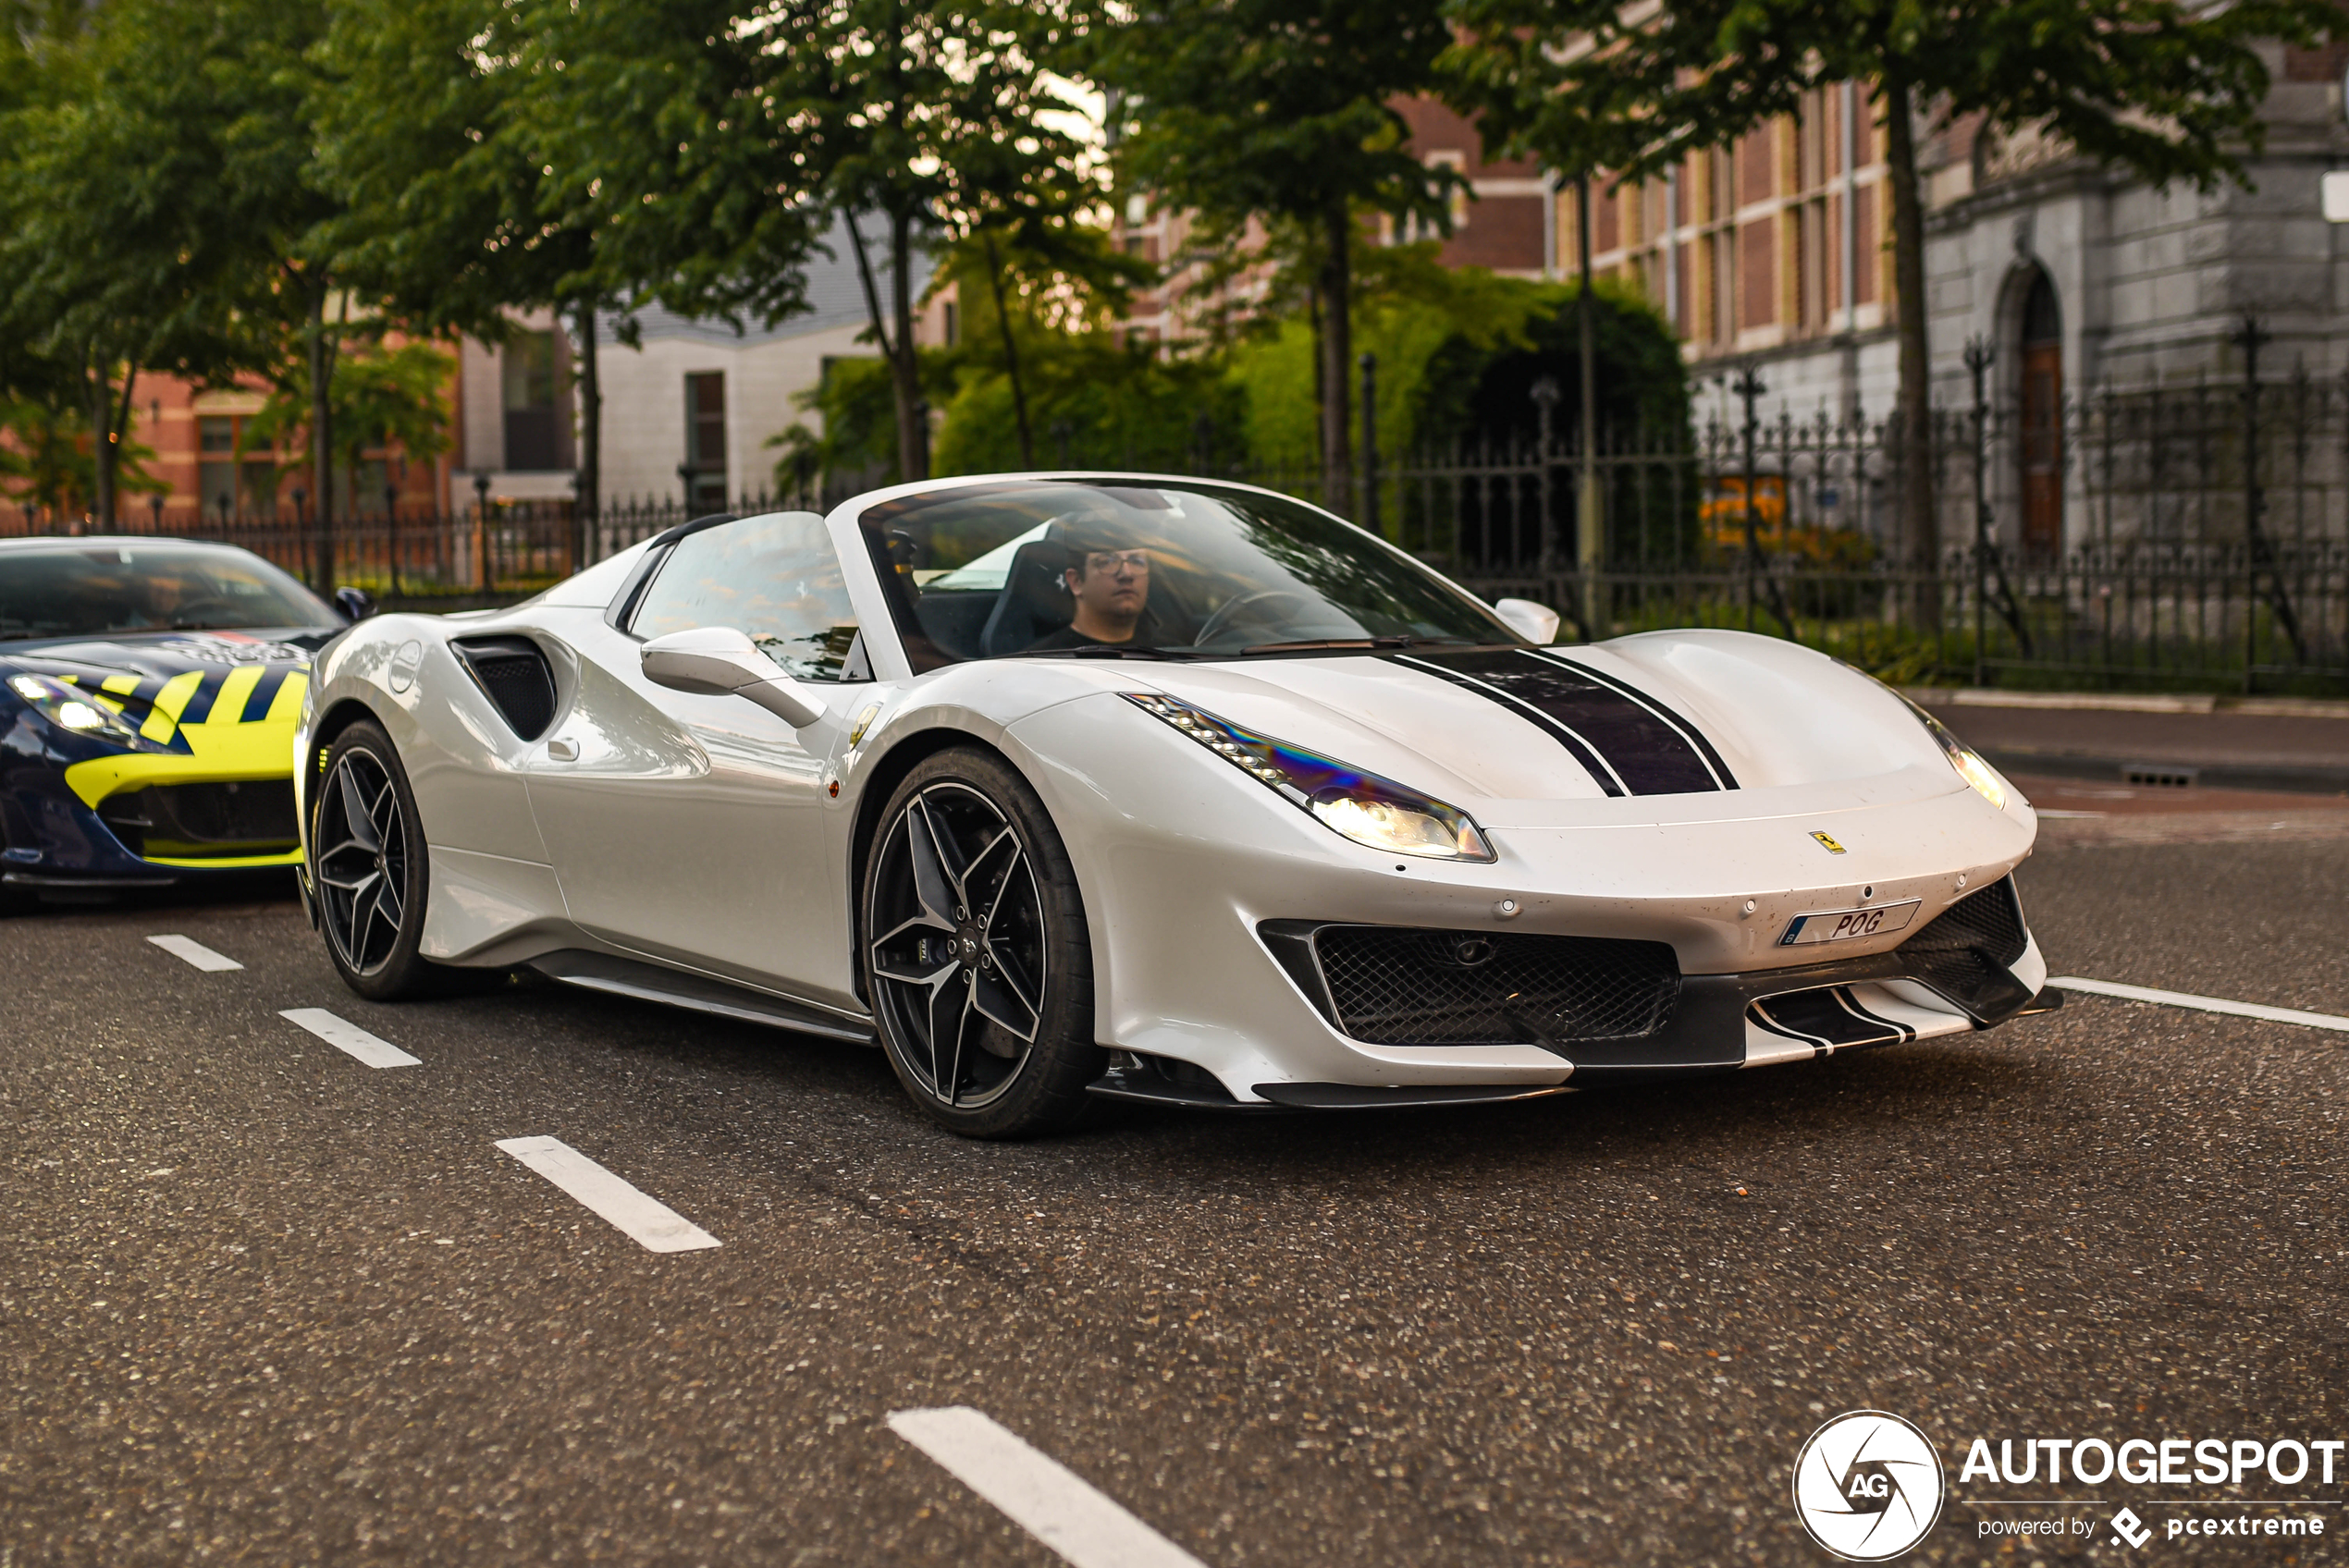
[640,626,827,729]
[334,585,376,622]
[1493,597,1561,644]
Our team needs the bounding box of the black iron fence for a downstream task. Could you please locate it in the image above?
[8,355,2348,692]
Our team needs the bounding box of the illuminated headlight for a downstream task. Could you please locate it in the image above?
[1905,698,2011,810]
[6,672,166,750]
[1125,692,1494,862]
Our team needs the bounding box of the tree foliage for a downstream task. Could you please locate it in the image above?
[1090,0,1460,511]
[0,0,252,523]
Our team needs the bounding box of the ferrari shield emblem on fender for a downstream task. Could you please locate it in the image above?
[1809,830,1848,854]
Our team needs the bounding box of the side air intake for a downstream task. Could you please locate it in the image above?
[451,636,558,741]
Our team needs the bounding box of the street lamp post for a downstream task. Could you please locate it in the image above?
[1963,337,1994,688]
[386,454,404,601]
[1730,363,1765,634]
[473,472,494,593]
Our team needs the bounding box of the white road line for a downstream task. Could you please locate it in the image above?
[277,1007,422,1068]
[494,1136,720,1254]
[888,1406,1206,1568]
[2050,976,2349,1035]
[146,934,242,972]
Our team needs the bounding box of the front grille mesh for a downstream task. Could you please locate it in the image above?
[98,780,299,859]
[1895,877,2030,1010]
[1312,925,1680,1047]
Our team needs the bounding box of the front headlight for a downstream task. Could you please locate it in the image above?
[6,673,169,752]
[1902,696,2011,810]
[1124,692,1494,862]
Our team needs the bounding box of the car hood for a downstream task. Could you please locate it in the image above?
[1141,630,1997,828]
[2,630,327,798]
[1,627,332,682]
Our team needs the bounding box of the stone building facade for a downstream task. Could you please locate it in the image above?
[1579,42,2349,553]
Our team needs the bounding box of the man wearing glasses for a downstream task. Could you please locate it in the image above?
[1031,532,1158,650]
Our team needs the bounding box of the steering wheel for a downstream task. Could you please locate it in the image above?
[1191,588,1313,648]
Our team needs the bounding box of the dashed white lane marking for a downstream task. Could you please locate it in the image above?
[277,1007,422,1068]
[888,1406,1206,1568]
[494,1136,720,1254]
[2051,976,2349,1035]
[146,934,242,972]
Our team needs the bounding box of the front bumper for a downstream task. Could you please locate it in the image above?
[1011,696,2046,1106]
[2,678,308,887]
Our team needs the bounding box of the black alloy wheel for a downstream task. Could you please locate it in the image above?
[312,719,446,1000]
[864,748,1100,1137]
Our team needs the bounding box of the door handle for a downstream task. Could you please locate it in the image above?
[546,738,579,762]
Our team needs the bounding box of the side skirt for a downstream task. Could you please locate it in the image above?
[525,949,877,1045]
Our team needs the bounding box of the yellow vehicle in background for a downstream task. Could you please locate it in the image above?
[1700,475,1876,569]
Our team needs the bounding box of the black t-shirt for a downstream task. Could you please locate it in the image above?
[1027,610,1166,652]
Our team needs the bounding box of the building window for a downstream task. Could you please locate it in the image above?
[199,418,236,517]
[941,300,959,347]
[197,415,279,517]
[503,331,562,472]
[684,371,727,512]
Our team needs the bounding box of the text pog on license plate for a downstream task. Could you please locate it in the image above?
[1777,899,1922,946]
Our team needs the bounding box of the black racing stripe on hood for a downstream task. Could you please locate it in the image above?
[1393,654,1627,797]
[1394,648,1728,796]
[1521,649,1739,790]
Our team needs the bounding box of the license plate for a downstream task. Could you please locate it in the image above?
[1777,900,1921,947]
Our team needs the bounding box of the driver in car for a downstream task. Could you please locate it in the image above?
[1031,522,1161,650]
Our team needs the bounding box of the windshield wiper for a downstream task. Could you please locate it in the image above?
[1237,635,1474,655]
[1022,644,1199,660]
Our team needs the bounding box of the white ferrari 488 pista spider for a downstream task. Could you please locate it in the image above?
[295,474,2057,1136]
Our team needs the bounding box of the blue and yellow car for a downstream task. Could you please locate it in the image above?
[1,536,359,909]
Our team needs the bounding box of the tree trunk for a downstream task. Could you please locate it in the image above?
[1883,77,1937,613]
[113,366,139,524]
[1319,199,1353,516]
[307,280,336,595]
[1308,286,1324,470]
[83,351,114,526]
[573,300,601,564]
[981,231,1035,468]
[890,208,927,483]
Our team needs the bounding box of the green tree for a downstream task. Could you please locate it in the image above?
[315,0,630,550]
[533,0,1085,486]
[0,0,249,526]
[929,220,1152,468]
[239,339,455,517]
[1089,0,1461,514]
[1445,0,2343,574]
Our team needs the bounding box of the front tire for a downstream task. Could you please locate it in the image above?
[312,719,444,1000]
[862,748,1101,1138]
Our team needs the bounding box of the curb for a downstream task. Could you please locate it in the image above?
[1985,748,2349,797]
[1907,687,2349,718]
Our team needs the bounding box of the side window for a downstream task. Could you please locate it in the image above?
[629,514,865,682]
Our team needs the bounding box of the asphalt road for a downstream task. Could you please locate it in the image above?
[4,831,2345,1566]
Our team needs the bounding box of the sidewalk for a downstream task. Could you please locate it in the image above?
[1910,688,2349,795]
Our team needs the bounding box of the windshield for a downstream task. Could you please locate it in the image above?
[857,479,1521,670]
[0,543,336,642]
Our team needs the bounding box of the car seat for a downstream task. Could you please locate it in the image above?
[978,539,1076,656]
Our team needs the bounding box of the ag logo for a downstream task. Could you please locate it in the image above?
[1791,1410,1945,1561]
